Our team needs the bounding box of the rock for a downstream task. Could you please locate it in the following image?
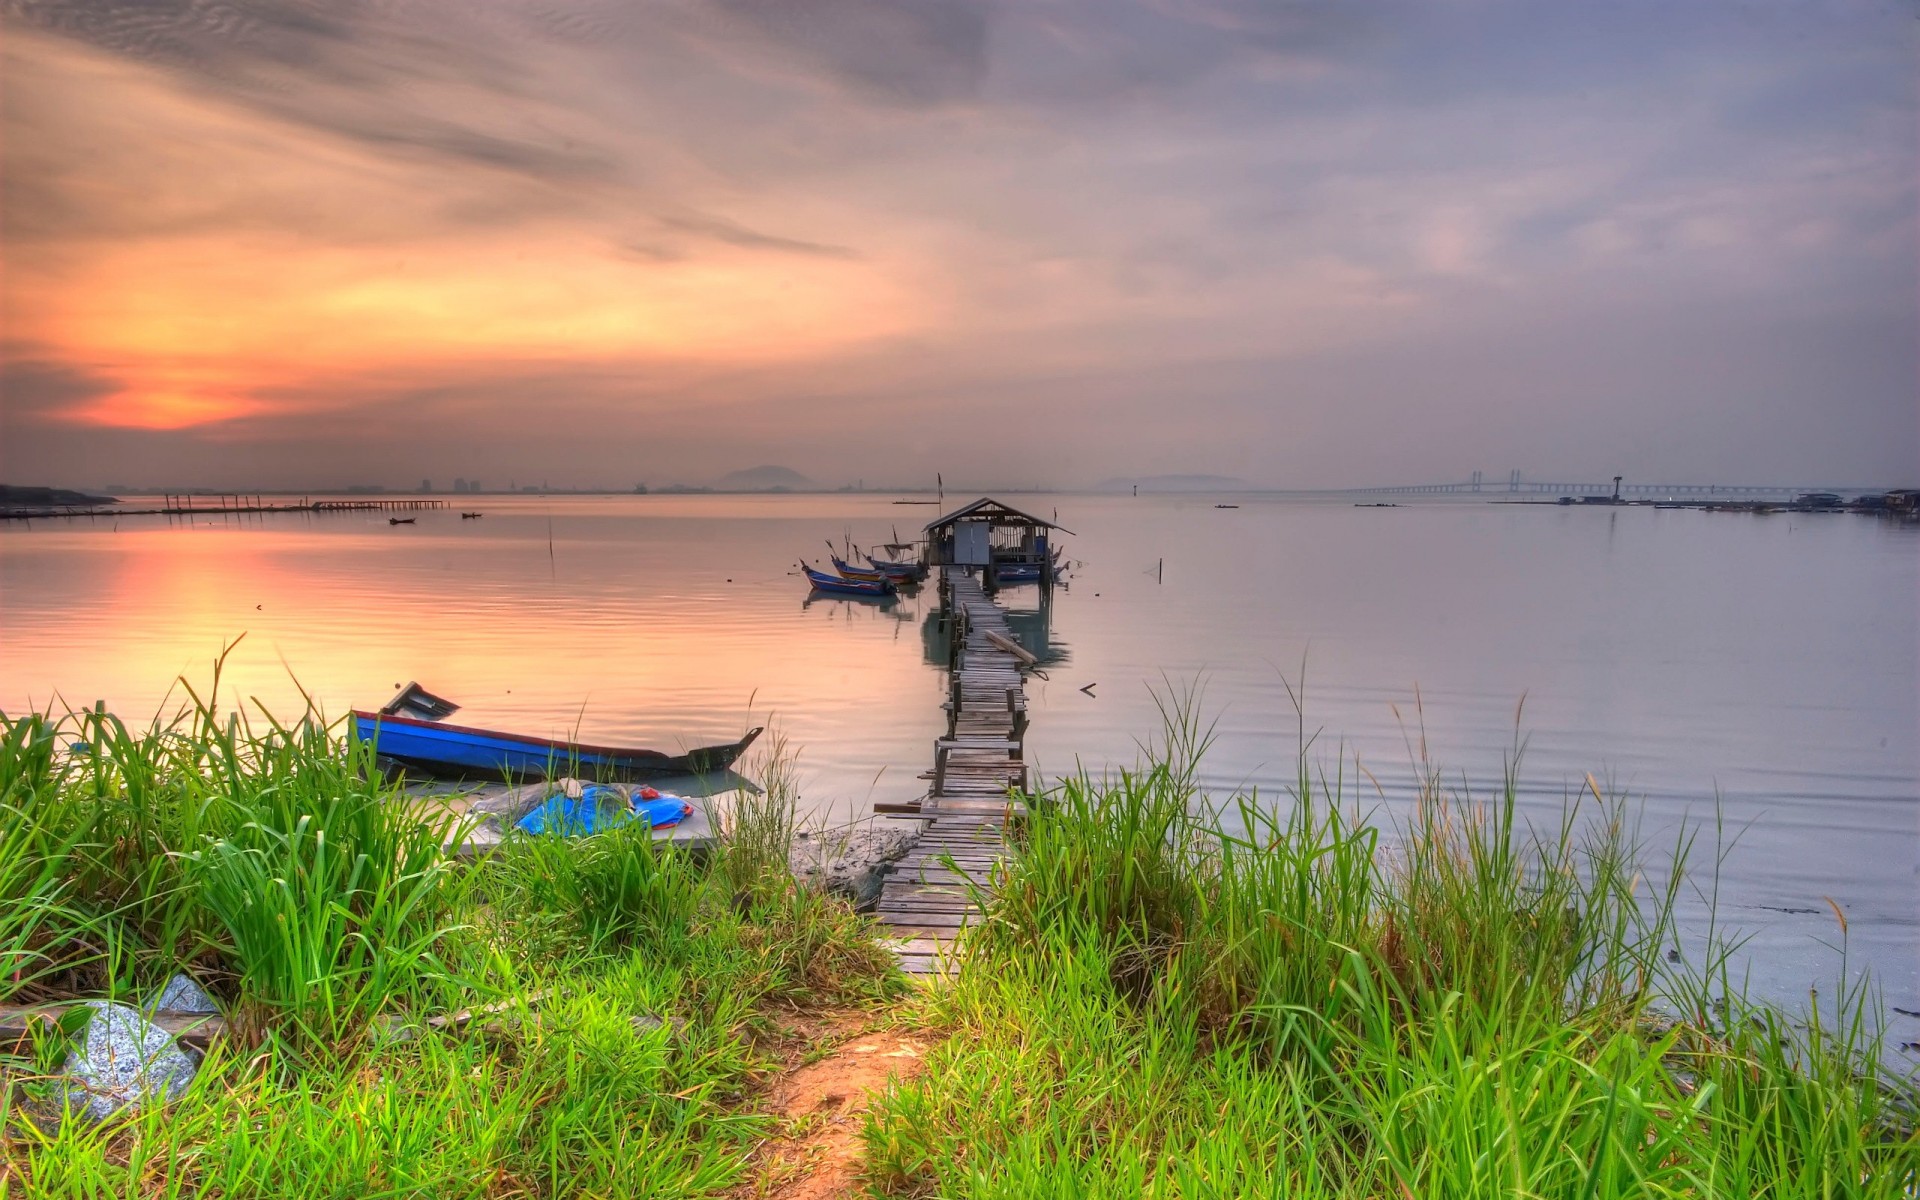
[149,973,218,1015]
[461,823,506,853]
[790,824,921,910]
[63,1001,198,1121]
[628,1012,686,1040]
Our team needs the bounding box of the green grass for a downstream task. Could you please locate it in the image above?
[865,702,1920,1198]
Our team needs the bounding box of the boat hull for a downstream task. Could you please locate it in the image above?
[830,555,890,583]
[802,563,894,596]
[862,553,927,583]
[353,712,762,782]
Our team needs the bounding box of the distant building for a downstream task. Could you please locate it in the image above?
[469,480,481,493]
[634,483,649,494]
[454,477,468,493]
[422,478,432,492]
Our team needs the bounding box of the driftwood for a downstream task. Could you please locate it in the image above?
[981,629,1037,665]
[0,1005,225,1052]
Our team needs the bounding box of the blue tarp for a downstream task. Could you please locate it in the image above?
[515,785,693,837]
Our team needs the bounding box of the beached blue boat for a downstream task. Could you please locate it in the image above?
[801,561,895,597]
[353,710,762,782]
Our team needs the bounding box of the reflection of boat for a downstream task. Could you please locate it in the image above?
[802,562,895,597]
[354,696,762,783]
[803,590,898,611]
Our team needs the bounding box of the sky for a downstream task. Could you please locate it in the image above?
[1,0,1914,491]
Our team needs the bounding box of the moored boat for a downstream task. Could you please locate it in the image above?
[801,561,895,597]
[353,706,762,782]
[862,551,927,583]
[828,554,890,584]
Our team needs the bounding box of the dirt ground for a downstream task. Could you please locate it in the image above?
[737,1013,931,1200]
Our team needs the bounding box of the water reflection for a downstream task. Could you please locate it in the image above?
[801,591,900,614]
[918,588,1069,669]
[1003,597,1070,669]
[920,607,952,667]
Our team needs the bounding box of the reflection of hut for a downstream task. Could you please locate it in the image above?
[924,497,1069,589]
[921,597,1068,668]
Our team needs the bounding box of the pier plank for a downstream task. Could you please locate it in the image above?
[875,567,1035,967]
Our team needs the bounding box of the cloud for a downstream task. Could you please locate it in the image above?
[657,212,859,259]
[4,0,616,190]
[0,358,119,424]
[708,0,989,107]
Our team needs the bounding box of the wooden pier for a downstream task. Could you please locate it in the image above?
[874,567,1034,976]
[1,496,449,521]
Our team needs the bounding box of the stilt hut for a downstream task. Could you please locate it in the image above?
[923,498,1069,589]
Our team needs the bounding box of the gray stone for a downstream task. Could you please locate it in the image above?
[461,822,506,852]
[627,1012,685,1040]
[149,973,217,1015]
[64,1001,198,1120]
[790,823,921,909]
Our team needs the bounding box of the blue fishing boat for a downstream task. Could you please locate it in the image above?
[802,561,895,597]
[353,708,762,783]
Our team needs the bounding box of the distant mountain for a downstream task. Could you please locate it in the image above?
[1094,474,1249,493]
[716,465,815,492]
[0,484,118,508]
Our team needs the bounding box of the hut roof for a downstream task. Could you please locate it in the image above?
[924,497,1071,534]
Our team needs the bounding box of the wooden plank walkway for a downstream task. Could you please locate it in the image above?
[875,568,1032,975]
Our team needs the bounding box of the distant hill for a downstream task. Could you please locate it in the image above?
[716,465,815,492]
[1094,474,1249,493]
[0,484,118,508]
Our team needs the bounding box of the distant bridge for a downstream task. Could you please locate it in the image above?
[1342,478,1885,499]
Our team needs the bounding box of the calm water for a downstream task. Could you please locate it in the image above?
[3,493,1916,1022]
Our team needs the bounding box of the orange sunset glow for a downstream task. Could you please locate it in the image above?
[4,22,934,452]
